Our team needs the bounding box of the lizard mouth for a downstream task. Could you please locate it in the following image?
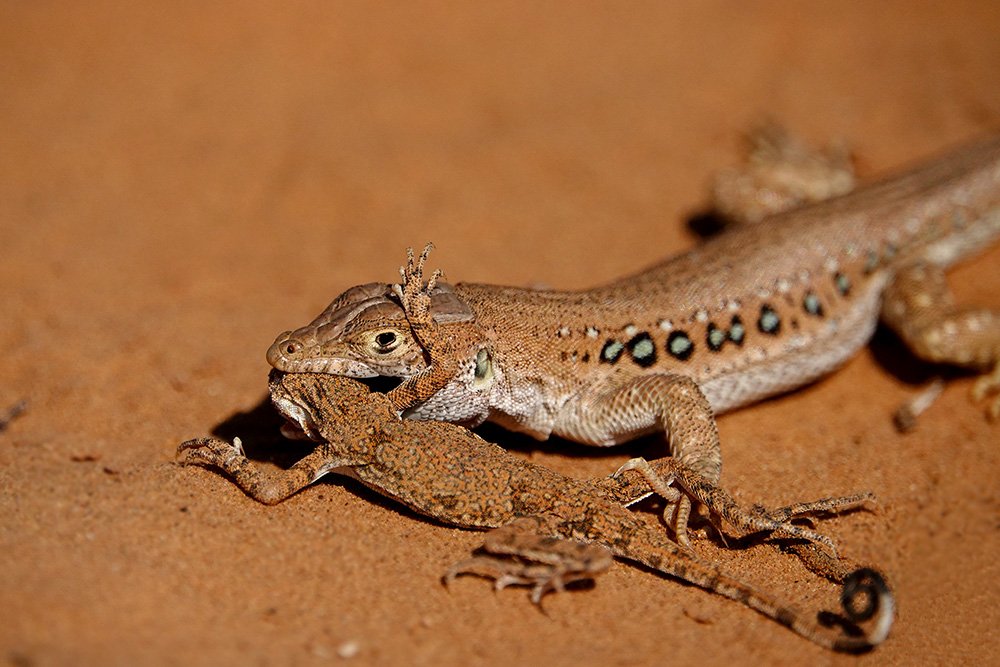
[267,370,323,441]
[267,348,382,377]
[267,370,401,441]
[272,395,321,441]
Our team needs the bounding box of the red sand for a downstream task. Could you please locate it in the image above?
[2,4,999,665]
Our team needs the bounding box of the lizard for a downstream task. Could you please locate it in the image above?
[266,128,1000,543]
[178,371,894,652]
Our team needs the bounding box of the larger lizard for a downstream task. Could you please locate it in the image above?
[267,129,1000,541]
[179,371,893,652]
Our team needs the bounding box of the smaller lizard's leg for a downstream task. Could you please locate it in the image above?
[177,437,353,505]
[444,516,614,604]
[386,244,473,411]
[882,260,1000,420]
[711,123,855,226]
[616,457,875,556]
[579,373,722,546]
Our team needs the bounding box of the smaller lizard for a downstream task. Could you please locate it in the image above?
[179,371,892,652]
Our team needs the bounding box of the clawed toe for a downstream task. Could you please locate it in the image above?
[393,242,440,316]
[176,437,245,469]
[971,365,1000,420]
[445,554,603,604]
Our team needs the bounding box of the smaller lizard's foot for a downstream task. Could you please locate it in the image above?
[971,361,1000,421]
[391,242,442,324]
[444,554,607,604]
[444,518,613,604]
[176,436,247,474]
[178,433,344,505]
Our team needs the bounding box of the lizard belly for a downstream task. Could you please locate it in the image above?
[547,275,889,446]
[700,275,887,414]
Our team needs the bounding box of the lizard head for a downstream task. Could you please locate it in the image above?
[266,280,474,378]
[268,370,393,441]
[267,282,424,378]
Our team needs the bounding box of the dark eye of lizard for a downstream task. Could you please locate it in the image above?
[375,332,398,350]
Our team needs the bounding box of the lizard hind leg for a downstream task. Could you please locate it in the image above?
[619,457,869,557]
[444,516,613,604]
[882,260,1000,422]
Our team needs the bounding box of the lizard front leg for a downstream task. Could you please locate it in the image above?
[386,244,480,412]
[444,515,613,604]
[882,260,1000,421]
[613,456,875,556]
[570,373,722,545]
[177,437,361,505]
[711,123,855,226]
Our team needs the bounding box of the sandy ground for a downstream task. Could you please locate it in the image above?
[2,3,999,665]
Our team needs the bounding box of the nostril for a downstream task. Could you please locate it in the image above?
[267,333,304,369]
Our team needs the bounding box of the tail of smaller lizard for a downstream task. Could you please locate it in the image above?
[620,530,894,652]
[709,564,894,652]
[829,568,894,651]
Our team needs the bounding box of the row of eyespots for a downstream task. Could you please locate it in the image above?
[594,277,851,367]
[599,333,658,367]
[599,314,747,366]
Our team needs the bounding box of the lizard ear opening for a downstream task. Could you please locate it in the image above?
[428,284,475,324]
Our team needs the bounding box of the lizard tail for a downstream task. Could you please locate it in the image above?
[724,565,894,652]
[831,568,894,651]
[627,534,895,652]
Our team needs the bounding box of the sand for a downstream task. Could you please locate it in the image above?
[2,3,999,665]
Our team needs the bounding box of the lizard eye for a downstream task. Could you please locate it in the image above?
[373,331,399,353]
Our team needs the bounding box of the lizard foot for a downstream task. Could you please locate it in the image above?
[444,554,605,604]
[444,518,613,604]
[177,435,339,505]
[892,378,945,432]
[711,122,855,225]
[615,457,872,557]
[177,436,247,474]
[971,361,1000,421]
[391,242,441,325]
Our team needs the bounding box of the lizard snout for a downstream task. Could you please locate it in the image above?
[267,331,307,369]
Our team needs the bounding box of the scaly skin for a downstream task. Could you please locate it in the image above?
[179,372,893,652]
[266,130,1000,542]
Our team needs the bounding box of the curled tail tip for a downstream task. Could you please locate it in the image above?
[833,568,895,652]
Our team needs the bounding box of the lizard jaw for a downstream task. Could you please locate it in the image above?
[273,355,381,378]
[268,371,324,441]
[266,335,381,377]
[271,393,321,441]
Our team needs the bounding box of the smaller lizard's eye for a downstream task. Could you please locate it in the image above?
[374,331,399,352]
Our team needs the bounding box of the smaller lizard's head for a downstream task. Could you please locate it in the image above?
[267,280,474,379]
[268,370,392,441]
